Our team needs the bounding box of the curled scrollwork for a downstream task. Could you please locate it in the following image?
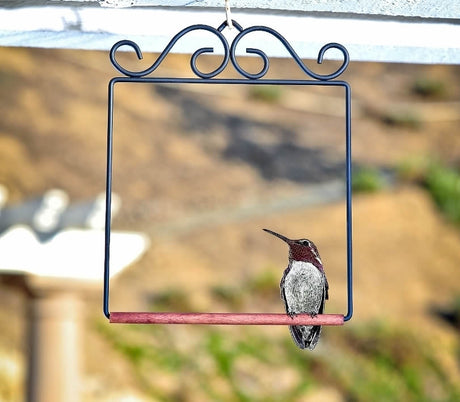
[230,25,349,81]
[110,24,230,78]
[110,20,349,81]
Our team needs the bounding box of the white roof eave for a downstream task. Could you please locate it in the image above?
[0,1,459,64]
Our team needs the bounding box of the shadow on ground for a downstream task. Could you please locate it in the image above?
[156,85,346,183]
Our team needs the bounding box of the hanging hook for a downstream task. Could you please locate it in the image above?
[225,0,233,29]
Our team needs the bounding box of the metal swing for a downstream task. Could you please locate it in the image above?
[103,16,353,327]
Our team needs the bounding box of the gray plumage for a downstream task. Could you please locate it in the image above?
[281,260,327,349]
[264,229,329,350]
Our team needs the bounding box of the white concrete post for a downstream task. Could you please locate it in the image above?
[26,288,82,402]
[0,189,149,401]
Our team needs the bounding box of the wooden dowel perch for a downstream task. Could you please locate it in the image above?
[110,312,344,325]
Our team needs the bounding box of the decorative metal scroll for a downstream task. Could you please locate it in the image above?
[104,20,353,325]
[109,20,349,80]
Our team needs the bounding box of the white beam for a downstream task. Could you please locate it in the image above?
[0,2,459,64]
[4,0,459,19]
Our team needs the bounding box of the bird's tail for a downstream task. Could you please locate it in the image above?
[289,325,322,350]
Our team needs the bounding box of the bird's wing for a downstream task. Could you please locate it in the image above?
[305,324,322,350]
[280,265,290,299]
[318,282,327,314]
[289,325,307,349]
[280,265,291,311]
[289,323,322,350]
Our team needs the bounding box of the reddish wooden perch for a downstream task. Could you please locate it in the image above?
[110,312,344,325]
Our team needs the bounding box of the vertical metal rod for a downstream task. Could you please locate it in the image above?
[344,83,353,322]
[103,79,115,319]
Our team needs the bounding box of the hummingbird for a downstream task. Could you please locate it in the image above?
[263,228,329,350]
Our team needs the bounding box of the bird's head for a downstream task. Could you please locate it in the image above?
[263,228,323,268]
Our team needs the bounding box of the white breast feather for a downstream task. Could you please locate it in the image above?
[284,261,324,313]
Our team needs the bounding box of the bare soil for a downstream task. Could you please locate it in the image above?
[1,47,460,400]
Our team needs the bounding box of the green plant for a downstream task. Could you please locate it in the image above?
[148,288,191,311]
[248,86,283,103]
[412,77,447,98]
[211,285,244,309]
[328,322,460,402]
[352,167,385,193]
[424,162,460,225]
[396,155,430,182]
[97,311,460,402]
[246,269,280,297]
[383,109,423,129]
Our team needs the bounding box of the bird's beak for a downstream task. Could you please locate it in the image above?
[263,228,292,244]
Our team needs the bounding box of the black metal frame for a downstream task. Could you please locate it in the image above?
[104,20,353,322]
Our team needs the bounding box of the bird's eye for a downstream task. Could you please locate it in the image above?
[300,240,310,246]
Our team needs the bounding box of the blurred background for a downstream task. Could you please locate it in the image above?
[1,36,460,401]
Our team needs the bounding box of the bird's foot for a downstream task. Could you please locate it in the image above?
[308,312,318,318]
[287,311,297,319]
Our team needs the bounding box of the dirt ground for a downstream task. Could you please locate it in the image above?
[0,46,460,400]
